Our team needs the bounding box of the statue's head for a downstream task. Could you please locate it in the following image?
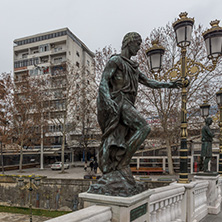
[205,116,213,125]
[121,32,142,50]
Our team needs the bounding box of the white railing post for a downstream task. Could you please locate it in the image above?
[170,181,197,222]
[191,155,194,174]
[137,157,140,169]
[163,157,166,173]
[194,174,220,215]
[193,181,208,221]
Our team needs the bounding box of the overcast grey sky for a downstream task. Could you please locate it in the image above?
[1,0,222,73]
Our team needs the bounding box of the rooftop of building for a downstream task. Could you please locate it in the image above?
[13,27,95,57]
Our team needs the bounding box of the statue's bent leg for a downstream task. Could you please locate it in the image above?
[118,101,151,168]
[199,156,204,171]
[203,156,211,172]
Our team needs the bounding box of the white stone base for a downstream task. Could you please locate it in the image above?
[79,190,154,222]
[194,174,221,215]
[208,201,221,215]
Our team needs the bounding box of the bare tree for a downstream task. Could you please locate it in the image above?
[0,73,15,173]
[12,74,47,172]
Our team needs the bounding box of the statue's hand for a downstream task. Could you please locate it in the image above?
[169,79,183,88]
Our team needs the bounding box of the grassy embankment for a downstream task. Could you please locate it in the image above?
[0,205,70,218]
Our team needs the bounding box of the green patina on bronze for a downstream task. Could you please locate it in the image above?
[88,32,182,196]
[200,117,215,172]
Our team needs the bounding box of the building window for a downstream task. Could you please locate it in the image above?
[14,31,67,46]
[39,44,49,52]
[42,67,49,74]
[76,62,80,68]
[29,58,39,66]
[76,51,80,57]
[30,68,39,76]
[22,53,28,59]
[54,46,63,52]
[14,59,29,68]
[51,66,64,75]
[54,57,63,64]
[40,57,48,63]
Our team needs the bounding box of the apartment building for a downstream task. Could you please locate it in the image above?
[13,28,99,162]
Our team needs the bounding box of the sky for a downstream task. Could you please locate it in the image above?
[1,0,222,73]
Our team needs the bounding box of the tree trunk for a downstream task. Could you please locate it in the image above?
[19,140,23,172]
[40,124,44,170]
[166,138,175,175]
[61,134,65,173]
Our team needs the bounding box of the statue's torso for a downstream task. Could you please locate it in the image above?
[109,55,139,104]
[111,68,126,92]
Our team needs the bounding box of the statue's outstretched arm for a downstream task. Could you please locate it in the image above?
[138,71,182,89]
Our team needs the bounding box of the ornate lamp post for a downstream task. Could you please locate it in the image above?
[200,101,211,119]
[146,12,222,183]
[18,175,41,222]
[172,12,194,184]
[216,88,222,175]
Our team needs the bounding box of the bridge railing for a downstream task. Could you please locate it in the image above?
[45,178,222,222]
[45,205,112,222]
[149,185,185,222]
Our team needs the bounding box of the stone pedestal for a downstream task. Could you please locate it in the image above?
[79,190,154,222]
[194,173,221,214]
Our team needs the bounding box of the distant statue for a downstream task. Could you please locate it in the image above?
[88,32,182,196]
[200,117,214,172]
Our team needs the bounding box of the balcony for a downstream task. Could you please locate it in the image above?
[50,47,66,56]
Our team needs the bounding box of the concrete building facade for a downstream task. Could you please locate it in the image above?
[13,28,98,163]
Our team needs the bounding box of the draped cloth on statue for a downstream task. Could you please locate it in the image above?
[97,54,141,174]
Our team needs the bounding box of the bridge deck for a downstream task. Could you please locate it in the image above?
[200,204,222,222]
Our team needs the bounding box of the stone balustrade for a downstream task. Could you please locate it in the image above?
[45,177,222,222]
[193,181,209,221]
[45,205,112,222]
[149,185,185,222]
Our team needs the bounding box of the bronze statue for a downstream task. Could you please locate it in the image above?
[200,117,214,172]
[88,32,181,196]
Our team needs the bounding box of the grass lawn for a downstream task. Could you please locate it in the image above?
[0,205,70,218]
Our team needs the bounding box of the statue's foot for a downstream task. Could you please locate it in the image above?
[118,165,135,185]
[87,167,148,197]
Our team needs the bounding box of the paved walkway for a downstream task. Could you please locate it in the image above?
[3,161,181,181]
[200,204,222,222]
[3,162,102,179]
[3,162,181,181]
[0,212,50,222]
